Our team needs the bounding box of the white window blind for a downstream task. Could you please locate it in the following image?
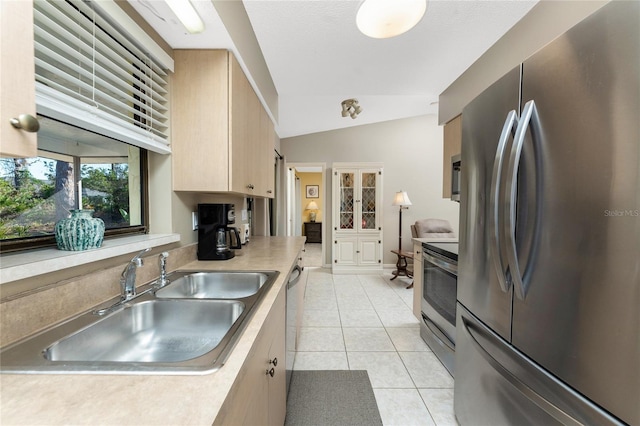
[34,0,171,154]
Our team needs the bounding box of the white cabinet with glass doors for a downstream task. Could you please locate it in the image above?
[332,163,383,273]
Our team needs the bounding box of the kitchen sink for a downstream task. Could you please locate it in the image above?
[45,300,244,363]
[0,270,280,375]
[155,271,275,299]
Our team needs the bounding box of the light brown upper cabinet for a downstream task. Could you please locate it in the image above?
[442,115,462,198]
[1,0,38,158]
[171,50,274,197]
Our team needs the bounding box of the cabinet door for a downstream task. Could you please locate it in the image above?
[263,110,275,198]
[442,115,462,198]
[357,237,381,266]
[256,99,275,198]
[172,50,229,191]
[334,169,357,232]
[358,169,381,233]
[268,291,286,425]
[229,54,254,194]
[334,238,357,265]
[1,0,37,158]
[213,329,268,425]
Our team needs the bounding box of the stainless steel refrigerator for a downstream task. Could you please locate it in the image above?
[455,2,639,425]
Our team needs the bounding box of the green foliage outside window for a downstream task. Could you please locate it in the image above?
[0,157,130,241]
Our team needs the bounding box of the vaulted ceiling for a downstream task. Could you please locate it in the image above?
[128,0,538,138]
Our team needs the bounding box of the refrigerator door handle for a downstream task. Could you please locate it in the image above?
[489,110,518,293]
[460,312,582,426]
[504,100,537,300]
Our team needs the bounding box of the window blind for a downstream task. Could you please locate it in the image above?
[34,0,171,153]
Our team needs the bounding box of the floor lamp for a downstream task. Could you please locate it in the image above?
[392,190,412,251]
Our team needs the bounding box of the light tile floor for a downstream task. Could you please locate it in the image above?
[294,267,459,426]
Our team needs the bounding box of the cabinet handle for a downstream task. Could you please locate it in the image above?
[10,114,40,133]
[267,368,275,377]
[270,357,278,367]
[247,184,255,189]
[267,190,273,193]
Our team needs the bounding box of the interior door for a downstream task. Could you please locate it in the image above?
[458,66,521,342]
[511,3,639,424]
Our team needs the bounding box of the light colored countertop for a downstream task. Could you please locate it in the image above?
[0,236,306,426]
[0,233,180,284]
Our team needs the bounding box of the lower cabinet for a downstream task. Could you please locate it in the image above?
[214,285,286,425]
[333,237,382,272]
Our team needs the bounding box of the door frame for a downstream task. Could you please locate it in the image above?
[285,162,327,267]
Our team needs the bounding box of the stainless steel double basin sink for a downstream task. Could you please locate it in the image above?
[0,270,279,375]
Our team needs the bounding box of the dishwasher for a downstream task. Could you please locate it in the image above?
[286,261,303,399]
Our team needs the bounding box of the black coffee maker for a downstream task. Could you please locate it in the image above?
[197,203,241,260]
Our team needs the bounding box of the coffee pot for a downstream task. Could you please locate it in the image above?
[215,226,241,255]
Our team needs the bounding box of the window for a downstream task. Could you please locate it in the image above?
[34,0,171,153]
[0,117,146,252]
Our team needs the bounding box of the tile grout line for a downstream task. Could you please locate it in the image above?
[301,270,450,425]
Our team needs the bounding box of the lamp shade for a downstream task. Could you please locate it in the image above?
[306,201,319,210]
[392,191,412,206]
[356,0,427,39]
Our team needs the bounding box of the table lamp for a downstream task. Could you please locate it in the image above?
[306,201,319,222]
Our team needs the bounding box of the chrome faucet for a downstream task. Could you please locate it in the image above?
[157,252,169,288]
[120,248,151,301]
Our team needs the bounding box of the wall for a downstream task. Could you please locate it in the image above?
[281,114,459,266]
[439,0,609,124]
[297,172,323,226]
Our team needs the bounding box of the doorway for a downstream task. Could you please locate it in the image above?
[286,162,327,267]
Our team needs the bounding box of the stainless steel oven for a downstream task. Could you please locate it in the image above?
[421,242,458,376]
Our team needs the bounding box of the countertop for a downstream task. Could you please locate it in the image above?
[0,236,306,426]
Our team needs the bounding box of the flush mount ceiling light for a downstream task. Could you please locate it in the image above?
[341,99,363,119]
[165,0,205,34]
[356,0,427,39]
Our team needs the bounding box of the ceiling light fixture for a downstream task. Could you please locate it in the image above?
[341,99,363,119]
[356,0,427,39]
[165,0,205,34]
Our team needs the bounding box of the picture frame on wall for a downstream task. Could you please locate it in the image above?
[306,185,319,198]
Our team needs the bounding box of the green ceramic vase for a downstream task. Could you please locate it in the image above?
[55,209,105,251]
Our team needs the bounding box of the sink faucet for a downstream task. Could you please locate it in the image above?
[157,252,169,287]
[120,248,151,301]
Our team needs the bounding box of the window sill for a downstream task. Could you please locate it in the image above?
[0,234,180,284]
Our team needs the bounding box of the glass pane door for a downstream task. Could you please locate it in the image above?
[339,172,354,230]
[360,172,377,230]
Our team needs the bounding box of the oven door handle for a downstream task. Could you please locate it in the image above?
[422,314,455,351]
[423,252,457,275]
